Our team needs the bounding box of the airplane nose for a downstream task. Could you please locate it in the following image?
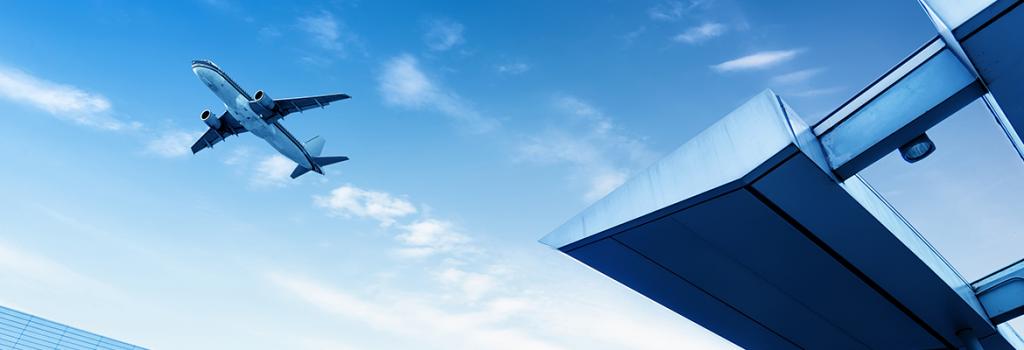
[191,59,215,68]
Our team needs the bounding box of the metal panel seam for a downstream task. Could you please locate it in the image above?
[608,236,804,349]
[744,186,956,348]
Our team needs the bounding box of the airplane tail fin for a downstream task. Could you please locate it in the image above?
[291,136,348,179]
[305,135,326,157]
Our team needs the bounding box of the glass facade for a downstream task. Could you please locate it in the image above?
[0,305,144,350]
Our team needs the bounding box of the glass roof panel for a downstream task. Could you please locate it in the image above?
[860,98,1024,282]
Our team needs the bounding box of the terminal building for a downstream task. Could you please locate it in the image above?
[543,0,1024,349]
[0,305,144,350]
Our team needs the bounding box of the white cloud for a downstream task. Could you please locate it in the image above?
[251,154,297,187]
[268,273,566,350]
[146,130,201,158]
[423,18,465,51]
[300,182,736,350]
[648,1,686,21]
[314,185,418,226]
[673,22,727,44]
[621,26,647,47]
[0,65,131,130]
[298,11,359,56]
[267,260,737,350]
[519,96,657,201]
[711,50,801,72]
[259,26,282,39]
[379,55,433,108]
[496,62,530,75]
[378,54,499,133]
[436,267,498,302]
[0,241,115,294]
[299,11,341,50]
[647,0,713,21]
[771,68,825,84]
[585,171,629,202]
[223,146,252,165]
[394,219,470,258]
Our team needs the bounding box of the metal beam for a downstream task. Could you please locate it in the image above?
[812,0,1024,179]
[975,259,1024,325]
[921,0,1024,164]
[813,38,984,179]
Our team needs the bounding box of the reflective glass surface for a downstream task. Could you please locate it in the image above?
[0,305,144,350]
[860,98,1024,282]
[923,0,997,29]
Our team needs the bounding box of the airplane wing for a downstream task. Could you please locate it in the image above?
[265,93,350,123]
[191,111,248,154]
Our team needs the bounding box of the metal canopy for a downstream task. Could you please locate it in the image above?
[541,1,1024,348]
[543,91,1020,349]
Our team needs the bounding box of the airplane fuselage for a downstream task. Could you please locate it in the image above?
[191,61,318,172]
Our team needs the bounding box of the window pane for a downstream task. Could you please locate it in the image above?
[860,98,1024,281]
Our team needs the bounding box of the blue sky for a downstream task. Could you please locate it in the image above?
[0,0,1021,348]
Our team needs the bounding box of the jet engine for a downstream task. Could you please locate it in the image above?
[201,109,220,129]
[251,90,276,117]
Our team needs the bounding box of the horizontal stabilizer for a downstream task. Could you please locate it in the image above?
[290,165,312,179]
[290,156,348,179]
[314,156,349,167]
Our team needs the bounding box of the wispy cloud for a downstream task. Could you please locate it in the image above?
[0,65,133,130]
[146,130,201,158]
[281,181,550,346]
[519,96,657,201]
[258,26,282,39]
[298,182,737,350]
[620,26,647,47]
[711,49,801,72]
[273,211,736,350]
[648,1,686,21]
[394,219,471,258]
[378,54,499,133]
[496,62,530,75]
[771,67,825,84]
[251,154,297,187]
[673,22,727,44]
[0,241,116,295]
[314,184,417,226]
[648,0,711,21]
[423,18,465,51]
[223,146,252,165]
[435,266,500,302]
[298,11,359,56]
[267,273,565,350]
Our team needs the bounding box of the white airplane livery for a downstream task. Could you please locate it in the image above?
[190,59,350,178]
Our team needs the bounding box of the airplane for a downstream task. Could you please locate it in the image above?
[189,59,350,179]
